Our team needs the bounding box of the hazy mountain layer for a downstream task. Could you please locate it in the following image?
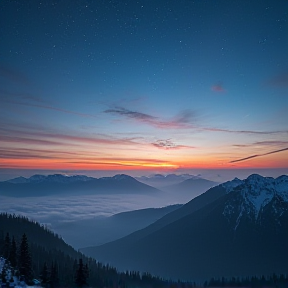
[52,204,182,249]
[0,174,161,197]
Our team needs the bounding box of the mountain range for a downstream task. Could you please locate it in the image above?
[0,174,161,197]
[81,174,288,281]
[136,174,200,188]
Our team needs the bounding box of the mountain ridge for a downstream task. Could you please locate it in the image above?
[0,173,161,197]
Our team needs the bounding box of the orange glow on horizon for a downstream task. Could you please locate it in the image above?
[1,152,287,171]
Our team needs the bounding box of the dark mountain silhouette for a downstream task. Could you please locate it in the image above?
[0,174,161,197]
[52,204,182,249]
[82,175,288,281]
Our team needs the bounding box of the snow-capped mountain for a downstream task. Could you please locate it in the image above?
[221,177,243,193]
[223,174,288,229]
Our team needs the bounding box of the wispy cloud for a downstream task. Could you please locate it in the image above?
[233,140,288,148]
[105,106,196,129]
[105,107,155,122]
[0,127,141,148]
[104,106,288,135]
[0,135,67,146]
[0,148,81,159]
[205,127,288,135]
[152,139,194,150]
[230,147,288,163]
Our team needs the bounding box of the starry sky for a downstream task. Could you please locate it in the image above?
[0,0,288,180]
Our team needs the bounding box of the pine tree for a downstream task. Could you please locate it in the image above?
[18,233,33,283]
[9,236,17,268]
[40,262,49,286]
[75,258,88,288]
[50,261,59,288]
[3,233,10,260]
[84,263,89,282]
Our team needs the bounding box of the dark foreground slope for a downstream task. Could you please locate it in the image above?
[82,175,288,281]
[0,213,184,288]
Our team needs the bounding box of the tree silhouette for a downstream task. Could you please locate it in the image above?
[50,261,59,288]
[40,262,49,286]
[3,233,10,260]
[75,258,88,288]
[9,236,17,268]
[18,233,32,283]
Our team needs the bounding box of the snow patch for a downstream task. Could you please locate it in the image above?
[221,177,243,193]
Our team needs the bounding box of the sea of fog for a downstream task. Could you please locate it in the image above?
[1,193,182,248]
[0,193,179,227]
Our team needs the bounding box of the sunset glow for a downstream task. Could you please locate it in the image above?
[0,1,287,180]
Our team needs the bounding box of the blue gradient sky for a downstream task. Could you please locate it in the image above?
[0,0,288,180]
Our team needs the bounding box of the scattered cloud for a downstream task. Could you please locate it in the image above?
[152,139,194,150]
[211,83,226,93]
[230,147,288,163]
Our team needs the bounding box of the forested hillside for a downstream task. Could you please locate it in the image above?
[0,213,188,287]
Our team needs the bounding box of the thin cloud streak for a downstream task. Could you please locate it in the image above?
[204,127,288,135]
[0,135,66,146]
[0,127,141,147]
[105,107,196,129]
[230,147,288,163]
[0,148,83,159]
[233,141,288,148]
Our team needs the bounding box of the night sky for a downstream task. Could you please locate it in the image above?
[1,0,288,179]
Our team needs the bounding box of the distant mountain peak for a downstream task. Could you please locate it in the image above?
[111,174,134,181]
